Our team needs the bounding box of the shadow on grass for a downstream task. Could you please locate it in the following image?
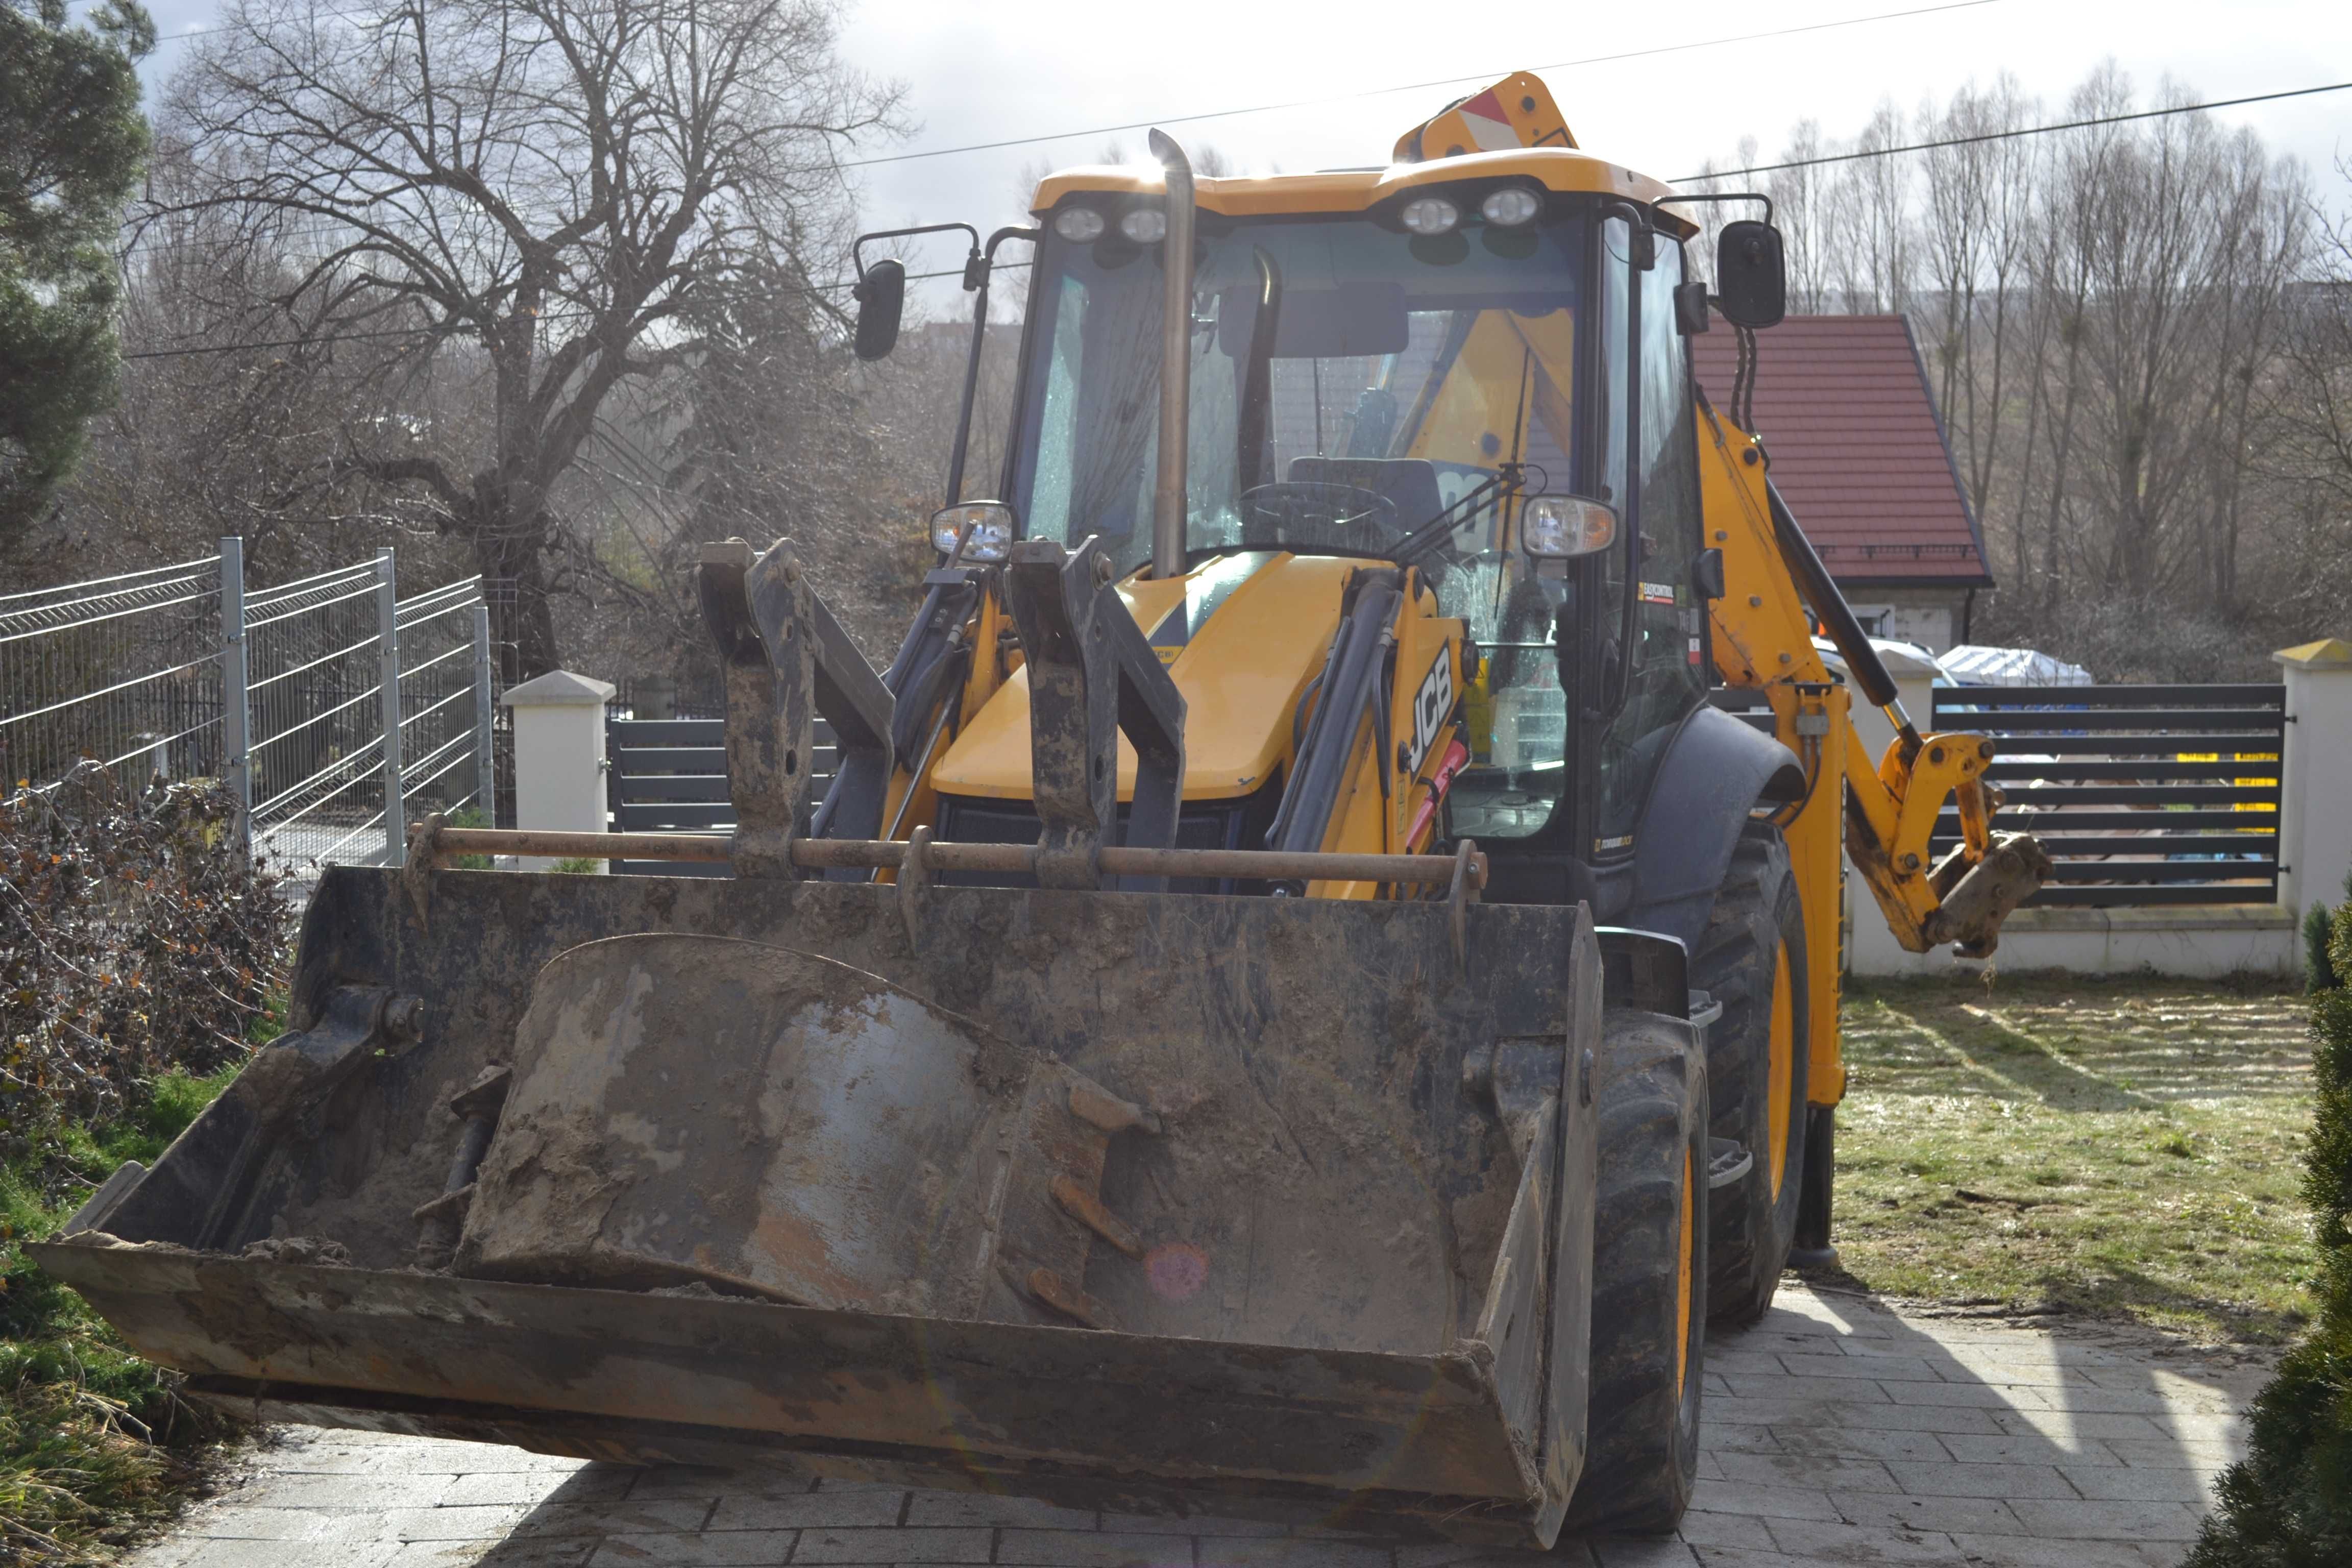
[1854,994,2161,1113]
[2023,1262,2313,1347]
[1846,974,2312,1109]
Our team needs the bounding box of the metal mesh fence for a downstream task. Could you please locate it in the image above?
[0,557,227,791]
[396,576,492,831]
[4,542,495,877]
[246,556,392,871]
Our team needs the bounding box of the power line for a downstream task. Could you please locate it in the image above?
[1676,79,2352,182]
[135,1,1996,171]
[109,75,2351,364]
[838,0,2002,172]
[140,3,413,51]
[114,263,1020,360]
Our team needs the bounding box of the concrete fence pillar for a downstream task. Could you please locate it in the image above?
[2277,638,2352,932]
[500,670,616,871]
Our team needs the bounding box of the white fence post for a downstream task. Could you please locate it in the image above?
[218,537,251,852]
[2277,637,2352,937]
[472,603,496,824]
[376,548,405,865]
[500,670,615,871]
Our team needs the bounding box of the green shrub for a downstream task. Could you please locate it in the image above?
[0,765,285,1553]
[2306,871,2352,993]
[446,805,494,871]
[2188,905,2352,1564]
[2308,902,2340,992]
[0,765,289,1163]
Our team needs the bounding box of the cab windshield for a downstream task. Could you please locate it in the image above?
[1010,207,1589,582]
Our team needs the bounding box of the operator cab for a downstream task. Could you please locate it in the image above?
[847,142,1757,916]
[999,175,1713,910]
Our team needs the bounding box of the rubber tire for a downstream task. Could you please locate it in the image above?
[1694,823,1810,1328]
[1561,1021,1709,1537]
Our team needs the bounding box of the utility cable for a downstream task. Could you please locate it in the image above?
[839,0,2002,170]
[108,76,2352,363]
[1677,78,2352,182]
[116,262,1025,360]
[120,2,1983,252]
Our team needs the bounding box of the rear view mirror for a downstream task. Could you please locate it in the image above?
[853,259,905,361]
[1521,494,1619,559]
[1716,221,1786,329]
[1695,547,1726,600]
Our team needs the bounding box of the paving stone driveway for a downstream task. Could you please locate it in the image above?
[129,1287,2263,1568]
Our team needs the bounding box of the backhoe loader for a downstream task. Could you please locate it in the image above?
[35,73,2050,1544]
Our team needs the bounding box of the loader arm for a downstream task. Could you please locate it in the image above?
[1695,395,2049,958]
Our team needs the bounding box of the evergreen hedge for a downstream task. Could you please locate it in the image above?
[2187,901,2352,1565]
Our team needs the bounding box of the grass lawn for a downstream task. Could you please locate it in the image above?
[0,1067,247,1563]
[1825,970,2315,1346]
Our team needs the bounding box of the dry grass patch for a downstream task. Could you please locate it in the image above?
[1824,971,2314,1345]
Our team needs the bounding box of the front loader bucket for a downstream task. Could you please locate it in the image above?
[36,866,1605,1546]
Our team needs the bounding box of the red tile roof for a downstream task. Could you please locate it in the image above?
[1689,315,1992,587]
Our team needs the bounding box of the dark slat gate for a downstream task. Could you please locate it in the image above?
[604,717,837,876]
[1930,683,2285,907]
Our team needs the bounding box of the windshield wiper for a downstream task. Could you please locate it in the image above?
[1391,461,1530,567]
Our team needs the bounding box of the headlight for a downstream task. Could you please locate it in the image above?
[930,502,1016,562]
[1480,187,1542,227]
[1118,208,1167,243]
[1400,195,1461,236]
[1052,206,1106,242]
[1521,495,1618,559]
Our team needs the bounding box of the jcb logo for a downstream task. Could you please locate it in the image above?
[1406,650,1454,775]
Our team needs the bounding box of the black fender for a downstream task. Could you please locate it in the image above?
[1623,704,1806,951]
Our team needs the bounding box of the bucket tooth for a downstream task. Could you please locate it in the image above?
[1069,1080,1161,1135]
[1050,1172,1145,1259]
[1025,1265,1115,1329]
[414,1065,512,1268]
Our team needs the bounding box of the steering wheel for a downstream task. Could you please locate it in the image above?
[1238,482,1398,540]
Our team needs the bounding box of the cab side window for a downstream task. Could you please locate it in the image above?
[1595,238,1706,846]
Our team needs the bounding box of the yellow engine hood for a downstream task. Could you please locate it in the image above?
[930,552,1360,802]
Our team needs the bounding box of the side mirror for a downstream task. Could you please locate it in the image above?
[929,501,1016,562]
[1695,547,1726,600]
[1715,220,1786,329]
[1521,495,1619,559]
[852,258,905,361]
[1672,279,1711,336]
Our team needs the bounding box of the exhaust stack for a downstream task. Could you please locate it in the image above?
[1149,129,1195,581]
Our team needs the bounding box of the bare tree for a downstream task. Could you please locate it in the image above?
[1917,76,2038,521]
[153,0,899,678]
[1823,102,1916,312]
[2262,166,2352,628]
[1711,63,2335,678]
[1767,119,1836,314]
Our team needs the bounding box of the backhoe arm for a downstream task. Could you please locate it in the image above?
[1697,397,2050,957]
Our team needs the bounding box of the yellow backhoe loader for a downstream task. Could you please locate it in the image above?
[36,74,2050,1544]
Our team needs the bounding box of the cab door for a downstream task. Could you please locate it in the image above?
[1592,227,1709,858]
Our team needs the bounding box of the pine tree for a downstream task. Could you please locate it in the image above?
[0,0,153,536]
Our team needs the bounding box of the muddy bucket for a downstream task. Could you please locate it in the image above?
[35,865,1603,1545]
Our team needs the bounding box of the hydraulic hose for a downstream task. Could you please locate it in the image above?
[1763,476,1922,756]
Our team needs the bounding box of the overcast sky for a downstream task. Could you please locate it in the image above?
[130,0,2352,286]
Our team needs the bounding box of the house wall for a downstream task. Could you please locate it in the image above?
[1835,585,1969,653]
